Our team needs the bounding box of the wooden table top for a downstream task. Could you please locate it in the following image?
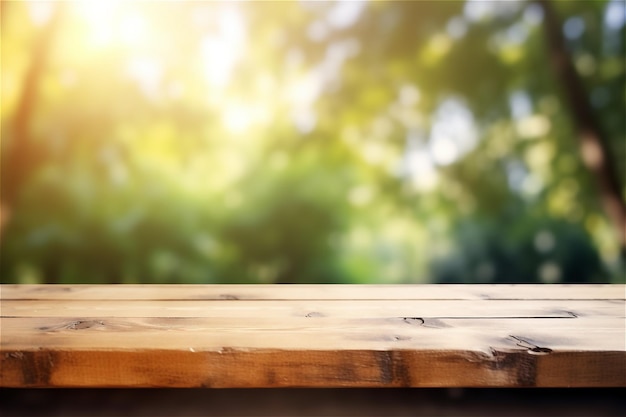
[1,284,624,387]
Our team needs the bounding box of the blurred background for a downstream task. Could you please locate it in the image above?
[1,0,624,285]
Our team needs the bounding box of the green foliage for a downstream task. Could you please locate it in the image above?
[1,0,623,284]
[432,210,607,284]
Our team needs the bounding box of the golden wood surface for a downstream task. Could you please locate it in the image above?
[1,284,624,387]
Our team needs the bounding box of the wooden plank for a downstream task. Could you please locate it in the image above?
[1,299,622,319]
[1,284,623,300]
[1,284,624,388]
[1,317,624,351]
[2,349,623,388]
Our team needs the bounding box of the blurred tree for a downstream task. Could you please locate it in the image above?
[295,0,624,281]
[1,1,623,284]
[538,0,625,254]
[1,2,65,227]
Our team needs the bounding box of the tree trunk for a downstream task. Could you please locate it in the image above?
[537,0,626,256]
[1,3,65,234]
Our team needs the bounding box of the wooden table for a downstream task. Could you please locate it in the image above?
[1,284,624,387]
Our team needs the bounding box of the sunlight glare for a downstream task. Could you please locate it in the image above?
[464,0,493,22]
[119,13,148,46]
[287,72,322,133]
[326,1,367,29]
[428,99,477,166]
[26,1,54,26]
[74,0,122,46]
[222,101,271,134]
[126,57,163,98]
[605,0,626,30]
[201,8,247,90]
[400,133,438,191]
[222,103,253,134]
[446,17,468,39]
[429,136,458,166]
[509,91,532,119]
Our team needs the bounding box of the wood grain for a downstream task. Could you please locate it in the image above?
[2,284,623,300]
[1,284,624,388]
